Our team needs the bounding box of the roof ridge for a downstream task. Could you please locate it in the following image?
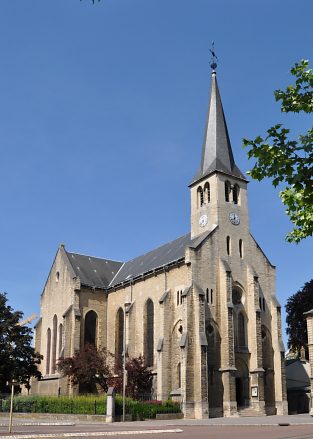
[66,251,123,264]
[108,263,125,287]
[124,232,190,264]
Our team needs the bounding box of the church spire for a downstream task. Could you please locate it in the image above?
[192,63,245,184]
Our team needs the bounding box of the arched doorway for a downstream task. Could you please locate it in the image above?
[235,358,250,408]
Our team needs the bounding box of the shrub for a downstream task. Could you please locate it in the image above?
[0,394,181,420]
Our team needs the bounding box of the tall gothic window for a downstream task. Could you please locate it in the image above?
[233,184,240,204]
[51,315,58,374]
[239,239,243,258]
[226,236,231,256]
[238,312,246,347]
[84,310,98,346]
[177,362,181,388]
[197,186,204,207]
[58,323,63,358]
[115,308,124,370]
[204,182,210,203]
[225,181,231,202]
[46,328,51,375]
[144,299,154,367]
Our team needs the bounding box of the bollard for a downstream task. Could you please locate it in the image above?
[106,387,115,423]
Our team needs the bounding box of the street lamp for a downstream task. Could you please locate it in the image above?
[122,301,131,422]
[7,379,19,433]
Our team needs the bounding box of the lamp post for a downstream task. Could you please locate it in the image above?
[122,301,131,422]
[7,379,18,433]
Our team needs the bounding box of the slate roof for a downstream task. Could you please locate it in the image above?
[191,72,246,184]
[66,252,123,289]
[65,228,217,290]
[109,233,192,287]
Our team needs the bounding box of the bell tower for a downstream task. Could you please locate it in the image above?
[189,64,248,240]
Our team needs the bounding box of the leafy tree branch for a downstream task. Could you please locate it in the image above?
[243,60,313,243]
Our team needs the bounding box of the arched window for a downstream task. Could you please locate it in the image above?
[225,181,231,202]
[56,271,60,283]
[204,182,210,203]
[177,291,179,306]
[233,184,240,204]
[51,315,58,374]
[197,186,204,207]
[232,288,242,305]
[238,313,246,347]
[263,298,266,312]
[206,288,209,302]
[239,239,243,258]
[58,323,63,358]
[84,310,98,346]
[210,289,213,304]
[144,299,154,367]
[46,328,51,375]
[226,236,231,256]
[177,362,181,388]
[115,308,124,371]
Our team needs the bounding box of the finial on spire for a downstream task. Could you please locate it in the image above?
[210,41,218,73]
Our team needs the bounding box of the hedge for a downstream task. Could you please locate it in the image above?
[0,394,181,419]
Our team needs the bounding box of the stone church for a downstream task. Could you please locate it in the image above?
[32,68,288,418]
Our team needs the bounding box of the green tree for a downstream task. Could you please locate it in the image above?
[0,292,42,393]
[58,344,112,393]
[285,279,313,356]
[243,60,313,243]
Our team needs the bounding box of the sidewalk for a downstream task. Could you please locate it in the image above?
[1,413,313,427]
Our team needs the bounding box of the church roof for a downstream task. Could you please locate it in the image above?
[66,252,123,289]
[64,229,217,290]
[109,233,192,287]
[191,71,246,184]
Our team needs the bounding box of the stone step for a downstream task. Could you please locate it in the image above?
[238,407,264,417]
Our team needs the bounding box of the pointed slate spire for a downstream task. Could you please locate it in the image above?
[192,71,246,184]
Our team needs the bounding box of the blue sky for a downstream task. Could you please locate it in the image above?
[0,0,312,346]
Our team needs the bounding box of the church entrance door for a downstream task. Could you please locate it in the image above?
[235,358,250,408]
[236,377,244,407]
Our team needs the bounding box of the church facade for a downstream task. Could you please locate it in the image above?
[32,70,288,418]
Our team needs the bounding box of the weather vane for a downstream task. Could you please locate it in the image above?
[210,42,218,72]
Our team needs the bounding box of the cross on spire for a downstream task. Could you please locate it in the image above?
[210,42,218,73]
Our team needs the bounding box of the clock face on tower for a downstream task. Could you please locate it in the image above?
[229,212,240,225]
[199,214,208,227]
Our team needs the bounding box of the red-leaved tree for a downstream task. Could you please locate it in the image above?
[111,355,153,399]
[58,344,111,393]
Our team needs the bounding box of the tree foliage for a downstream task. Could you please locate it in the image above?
[285,279,313,355]
[0,292,42,393]
[243,60,313,243]
[112,355,153,399]
[58,344,111,393]
[58,346,153,398]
